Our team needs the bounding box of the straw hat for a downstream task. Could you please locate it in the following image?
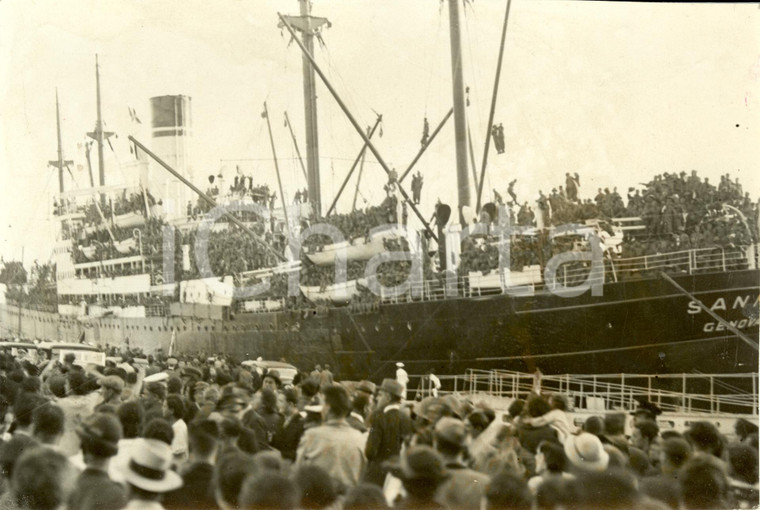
[564,433,610,472]
[120,438,182,493]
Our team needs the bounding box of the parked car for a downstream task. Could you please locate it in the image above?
[240,359,298,386]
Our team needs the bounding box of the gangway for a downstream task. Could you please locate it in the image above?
[408,368,758,436]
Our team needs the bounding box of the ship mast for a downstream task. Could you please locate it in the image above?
[86,55,114,205]
[49,89,73,194]
[279,1,330,218]
[448,0,471,213]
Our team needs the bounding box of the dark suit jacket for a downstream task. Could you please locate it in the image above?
[68,468,127,510]
[164,461,216,510]
[271,413,305,461]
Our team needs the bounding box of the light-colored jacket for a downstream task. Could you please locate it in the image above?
[295,418,367,489]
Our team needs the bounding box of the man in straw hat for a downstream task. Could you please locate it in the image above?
[564,432,610,473]
[365,378,413,486]
[119,438,183,509]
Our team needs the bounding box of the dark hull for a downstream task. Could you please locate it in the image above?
[2,269,758,381]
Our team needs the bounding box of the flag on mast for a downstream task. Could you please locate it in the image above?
[168,328,176,357]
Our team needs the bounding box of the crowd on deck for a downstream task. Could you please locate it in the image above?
[0,347,755,510]
[23,168,760,309]
[460,170,759,276]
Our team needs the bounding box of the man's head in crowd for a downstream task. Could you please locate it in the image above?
[391,445,449,501]
[343,484,388,510]
[527,396,551,418]
[583,415,604,436]
[66,370,91,396]
[262,372,281,392]
[166,377,182,395]
[117,401,144,440]
[239,472,300,510]
[121,438,182,504]
[11,447,78,510]
[726,443,758,485]
[565,469,639,510]
[78,412,122,471]
[433,417,469,461]
[13,393,46,434]
[321,384,351,421]
[143,418,174,445]
[189,419,219,464]
[484,469,532,510]
[660,437,691,475]
[377,379,403,408]
[293,465,338,510]
[734,417,759,442]
[31,402,64,446]
[145,382,166,402]
[679,453,731,510]
[604,413,626,437]
[164,395,185,424]
[215,451,256,510]
[278,388,298,417]
[507,399,525,421]
[536,440,566,475]
[564,433,609,473]
[631,420,659,451]
[684,421,724,458]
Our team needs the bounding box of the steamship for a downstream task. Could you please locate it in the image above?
[1,2,758,383]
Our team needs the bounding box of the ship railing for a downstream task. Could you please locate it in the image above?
[443,369,758,416]
[145,305,168,317]
[377,245,754,305]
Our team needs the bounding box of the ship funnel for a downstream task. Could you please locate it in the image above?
[149,95,193,218]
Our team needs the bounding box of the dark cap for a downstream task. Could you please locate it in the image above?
[388,445,449,482]
[76,412,122,457]
[631,400,662,418]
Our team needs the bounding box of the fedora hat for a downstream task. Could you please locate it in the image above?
[413,397,443,423]
[121,438,182,493]
[434,417,468,449]
[262,370,282,388]
[76,413,122,458]
[564,432,609,472]
[379,378,403,399]
[356,380,376,396]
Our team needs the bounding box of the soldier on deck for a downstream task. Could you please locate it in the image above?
[507,179,517,203]
[420,117,430,147]
[411,171,423,205]
[537,190,551,227]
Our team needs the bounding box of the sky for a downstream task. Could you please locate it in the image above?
[0,0,758,267]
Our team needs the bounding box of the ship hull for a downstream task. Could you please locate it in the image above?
[2,269,757,380]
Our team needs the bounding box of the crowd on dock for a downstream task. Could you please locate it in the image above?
[0,346,755,510]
